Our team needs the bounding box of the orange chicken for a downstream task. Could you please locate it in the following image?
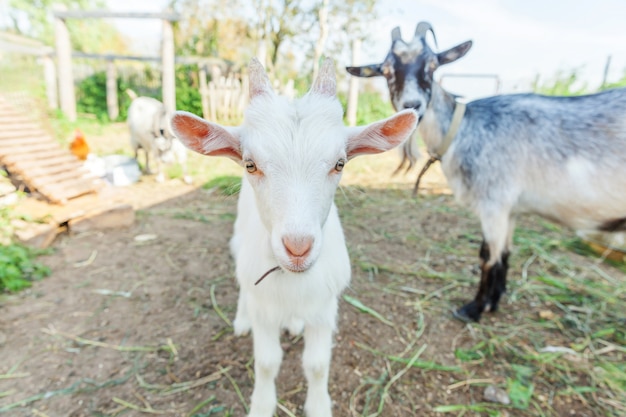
[69,128,90,161]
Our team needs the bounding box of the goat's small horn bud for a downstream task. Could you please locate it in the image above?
[414,21,438,48]
[311,57,336,97]
[391,27,401,41]
[249,57,273,99]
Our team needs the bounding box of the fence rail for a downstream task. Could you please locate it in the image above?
[198,67,295,123]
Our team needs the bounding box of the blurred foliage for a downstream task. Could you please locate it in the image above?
[0,206,51,293]
[76,72,116,122]
[171,0,250,62]
[532,67,626,96]
[76,64,202,122]
[600,71,626,90]
[175,64,203,115]
[532,69,588,96]
[339,91,394,125]
[0,243,51,292]
[202,175,242,196]
[170,0,313,69]
[0,54,45,97]
[5,0,129,54]
[169,0,378,83]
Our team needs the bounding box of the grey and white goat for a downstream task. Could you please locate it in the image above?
[127,96,192,184]
[347,22,626,322]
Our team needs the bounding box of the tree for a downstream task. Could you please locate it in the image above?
[326,0,378,57]
[170,0,252,63]
[251,0,313,69]
[5,0,129,54]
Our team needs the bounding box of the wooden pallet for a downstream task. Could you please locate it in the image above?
[0,96,103,204]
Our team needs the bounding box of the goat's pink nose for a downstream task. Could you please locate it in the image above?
[282,235,313,258]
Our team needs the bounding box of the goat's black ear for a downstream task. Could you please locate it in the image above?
[346,64,383,78]
[437,40,473,66]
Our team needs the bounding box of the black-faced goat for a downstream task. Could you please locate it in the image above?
[347,22,626,322]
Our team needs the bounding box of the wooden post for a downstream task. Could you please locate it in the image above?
[209,82,217,122]
[106,59,119,120]
[161,19,176,113]
[209,65,221,122]
[54,11,76,121]
[312,0,329,81]
[42,55,57,110]
[346,39,361,127]
[601,55,612,89]
[199,65,209,119]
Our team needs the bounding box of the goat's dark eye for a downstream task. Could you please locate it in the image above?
[245,160,257,173]
[159,129,165,136]
[335,159,345,172]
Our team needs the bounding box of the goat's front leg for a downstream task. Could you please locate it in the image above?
[302,324,334,417]
[455,208,512,322]
[134,147,148,174]
[153,152,165,182]
[233,289,251,336]
[144,148,153,175]
[248,321,282,417]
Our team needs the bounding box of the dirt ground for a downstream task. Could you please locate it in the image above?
[1,126,624,417]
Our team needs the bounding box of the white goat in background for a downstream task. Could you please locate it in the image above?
[172,58,417,417]
[127,96,192,184]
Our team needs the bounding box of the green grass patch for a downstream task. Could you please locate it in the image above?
[0,205,52,293]
[454,347,484,363]
[0,244,51,292]
[202,175,242,196]
[507,364,535,409]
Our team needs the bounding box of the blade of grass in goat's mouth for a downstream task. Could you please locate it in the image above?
[255,266,281,285]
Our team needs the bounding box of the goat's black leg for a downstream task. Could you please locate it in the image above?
[454,240,509,322]
[488,250,509,312]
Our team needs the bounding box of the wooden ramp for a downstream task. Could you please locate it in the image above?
[0,96,103,204]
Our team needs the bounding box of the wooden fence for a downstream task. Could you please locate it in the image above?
[199,66,295,124]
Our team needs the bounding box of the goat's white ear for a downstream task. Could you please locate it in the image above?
[346,109,418,160]
[249,57,274,99]
[310,57,336,97]
[171,111,241,161]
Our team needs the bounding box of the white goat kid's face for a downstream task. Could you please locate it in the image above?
[171,58,418,273]
[241,96,349,272]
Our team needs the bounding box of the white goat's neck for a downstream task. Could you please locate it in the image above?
[418,83,457,157]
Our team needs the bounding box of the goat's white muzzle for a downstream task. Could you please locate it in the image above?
[280,234,315,273]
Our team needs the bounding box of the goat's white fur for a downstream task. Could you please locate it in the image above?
[171,58,417,417]
[127,96,192,184]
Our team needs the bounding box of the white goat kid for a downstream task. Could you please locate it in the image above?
[172,58,417,417]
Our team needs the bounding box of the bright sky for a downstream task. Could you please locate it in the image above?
[106,0,626,98]
[375,0,626,97]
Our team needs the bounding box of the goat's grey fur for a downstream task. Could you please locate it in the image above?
[347,21,626,321]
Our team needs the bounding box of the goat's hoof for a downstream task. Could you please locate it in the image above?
[453,302,482,323]
[304,395,332,417]
[155,173,165,183]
